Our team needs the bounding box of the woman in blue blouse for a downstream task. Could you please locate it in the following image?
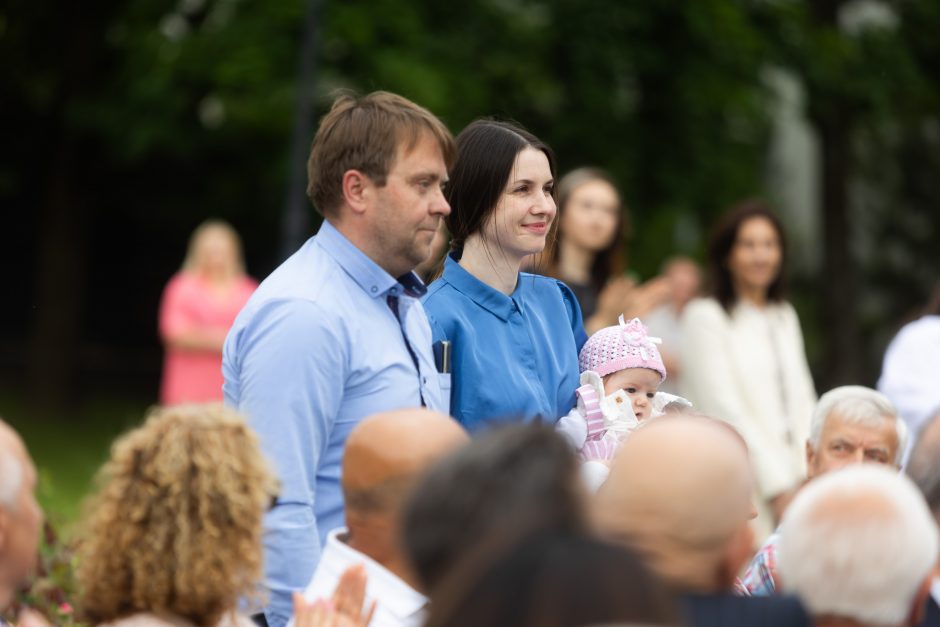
[423,120,587,433]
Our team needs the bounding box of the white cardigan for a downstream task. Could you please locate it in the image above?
[680,298,816,501]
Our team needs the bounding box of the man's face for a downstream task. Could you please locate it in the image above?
[806,412,900,479]
[0,432,43,596]
[369,133,450,278]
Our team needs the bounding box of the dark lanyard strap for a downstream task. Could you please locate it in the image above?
[387,293,427,408]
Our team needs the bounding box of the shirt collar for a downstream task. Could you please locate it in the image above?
[441,253,524,321]
[322,528,428,620]
[314,220,398,299]
[391,270,428,299]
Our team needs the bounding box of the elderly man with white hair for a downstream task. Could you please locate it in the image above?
[776,465,938,627]
[742,385,908,595]
[0,420,44,624]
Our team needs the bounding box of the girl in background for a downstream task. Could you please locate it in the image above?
[681,200,816,536]
[547,168,669,333]
[159,220,257,405]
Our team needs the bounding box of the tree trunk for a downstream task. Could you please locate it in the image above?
[24,2,111,410]
[27,144,87,411]
[816,113,861,387]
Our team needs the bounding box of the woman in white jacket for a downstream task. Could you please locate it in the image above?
[681,200,816,537]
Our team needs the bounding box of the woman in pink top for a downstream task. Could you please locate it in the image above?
[159,220,257,405]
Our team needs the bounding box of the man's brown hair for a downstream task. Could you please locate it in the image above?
[306,90,456,216]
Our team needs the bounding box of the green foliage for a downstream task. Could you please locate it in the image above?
[7,523,83,627]
[3,0,940,389]
[0,388,145,527]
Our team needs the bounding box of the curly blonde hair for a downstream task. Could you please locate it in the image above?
[76,404,277,627]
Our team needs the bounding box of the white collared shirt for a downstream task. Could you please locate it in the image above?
[293,528,427,627]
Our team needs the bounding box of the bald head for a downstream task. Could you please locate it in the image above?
[342,409,468,515]
[594,416,755,591]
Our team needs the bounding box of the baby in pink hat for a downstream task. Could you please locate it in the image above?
[557,315,690,468]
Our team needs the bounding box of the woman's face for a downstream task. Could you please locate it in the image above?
[481,147,556,261]
[727,216,782,295]
[196,228,239,276]
[559,179,621,253]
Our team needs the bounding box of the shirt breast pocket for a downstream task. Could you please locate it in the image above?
[438,372,452,415]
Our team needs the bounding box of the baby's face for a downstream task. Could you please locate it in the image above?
[603,368,661,420]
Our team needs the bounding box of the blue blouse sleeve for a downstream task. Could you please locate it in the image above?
[556,280,588,352]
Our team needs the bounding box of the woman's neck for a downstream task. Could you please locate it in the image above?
[459,234,522,296]
[557,238,594,285]
[734,281,768,308]
[198,268,234,287]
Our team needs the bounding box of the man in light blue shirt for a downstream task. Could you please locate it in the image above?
[223,91,455,627]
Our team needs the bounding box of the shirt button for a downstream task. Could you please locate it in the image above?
[370,286,378,293]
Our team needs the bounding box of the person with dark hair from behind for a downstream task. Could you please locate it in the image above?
[401,424,588,594]
[905,408,940,626]
[423,530,679,627]
[595,415,810,627]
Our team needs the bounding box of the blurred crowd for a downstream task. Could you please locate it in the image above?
[3,89,940,627]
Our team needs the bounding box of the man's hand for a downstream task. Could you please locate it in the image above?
[292,565,376,627]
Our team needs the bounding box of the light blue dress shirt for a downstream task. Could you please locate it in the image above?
[422,253,586,433]
[222,221,446,627]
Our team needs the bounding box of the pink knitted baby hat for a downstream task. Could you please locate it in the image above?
[578,315,667,381]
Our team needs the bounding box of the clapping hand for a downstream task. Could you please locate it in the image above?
[292,564,376,627]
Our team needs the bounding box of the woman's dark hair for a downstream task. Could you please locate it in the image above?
[707,198,788,312]
[401,425,587,593]
[424,531,679,627]
[548,167,627,289]
[444,120,557,255]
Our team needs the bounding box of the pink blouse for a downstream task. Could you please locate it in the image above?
[158,272,257,405]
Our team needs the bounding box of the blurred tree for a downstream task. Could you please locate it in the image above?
[2,0,305,406]
[753,0,933,387]
[1,0,123,408]
[857,0,940,372]
[3,0,939,408]
[317,0,773,275]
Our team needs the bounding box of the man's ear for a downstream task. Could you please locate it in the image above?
[0,508,10,553]
[805,440,815,470]
[342,170,373,216]
[717,523,754,590]
[908,574,933,626]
